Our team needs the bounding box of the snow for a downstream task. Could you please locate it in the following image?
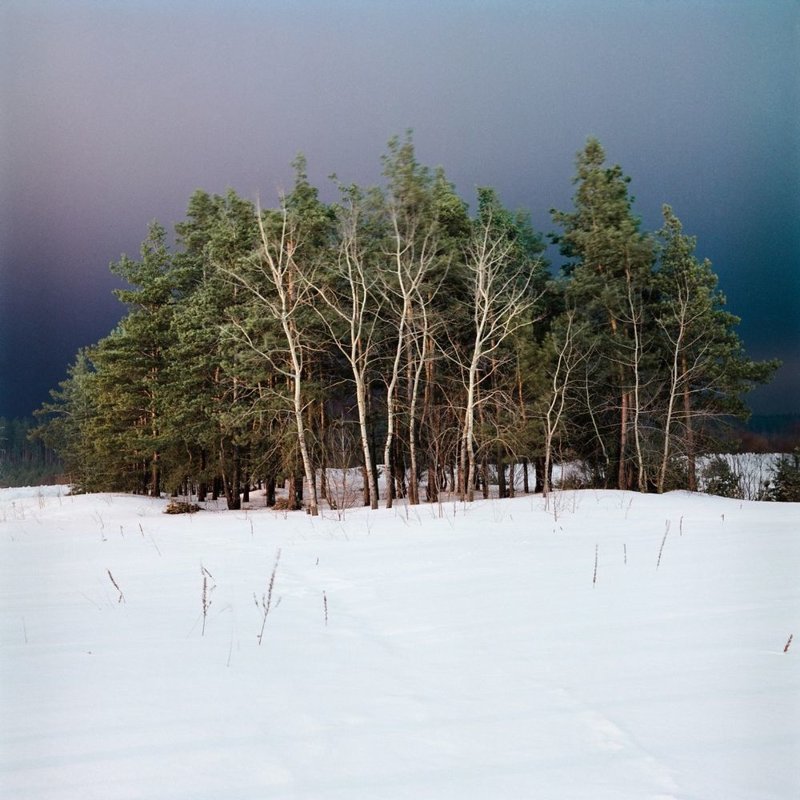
[1,485,798,799]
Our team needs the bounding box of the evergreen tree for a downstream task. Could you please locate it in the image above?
[655,205,779,490]
[165,189,263,508]
[765,450,800,502]
[33,350,102,490]
[0,416,62,486]
[552,138,656,490]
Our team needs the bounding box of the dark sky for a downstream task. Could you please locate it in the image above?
[2,0,798,419]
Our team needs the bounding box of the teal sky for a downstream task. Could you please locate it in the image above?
[1,0,798,417]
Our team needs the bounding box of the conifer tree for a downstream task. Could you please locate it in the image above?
[654,205,778,491]
[32,351,98,489]
[89,223,180,495]
[165,190,262,507]
[552,139,655,490]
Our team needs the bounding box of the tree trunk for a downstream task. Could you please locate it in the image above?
[497,455,508,499]
[617,390,629,490]
[356,380,379,509]
[683,366,697,491]
[150,451,161,498]
[361,464,370,507]
[534,456,545,493]
[222,444,241,511]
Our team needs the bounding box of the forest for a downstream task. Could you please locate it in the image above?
[30,137,778,510]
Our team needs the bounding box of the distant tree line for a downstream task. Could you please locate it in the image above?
[33,137,777,509]
[0,417,62,487]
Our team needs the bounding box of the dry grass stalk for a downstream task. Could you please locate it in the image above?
[784,634,793,653]
[201,565,215,636]
[258,549,282,645]
[107,569,125,603]
[656,520,671,569]
[593,544,598,587]
[323,591,328,626]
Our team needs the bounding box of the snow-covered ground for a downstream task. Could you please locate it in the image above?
[1,485,798,799]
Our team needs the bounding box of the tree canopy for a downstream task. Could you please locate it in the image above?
[33,137,777,505]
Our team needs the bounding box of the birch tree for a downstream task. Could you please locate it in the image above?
[311,184,382,509]
[540,309,589,497]
[458,188,543,502]
[222,164,330,516]
[378,136,451,508]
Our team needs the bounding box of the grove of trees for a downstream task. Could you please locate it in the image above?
[33,136,777,509]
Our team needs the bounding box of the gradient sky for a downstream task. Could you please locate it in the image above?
[1,0,798,419]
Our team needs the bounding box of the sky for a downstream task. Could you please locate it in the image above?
[1,0,798,419]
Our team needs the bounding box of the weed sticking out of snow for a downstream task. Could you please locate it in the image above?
[106,569,125,604]
[656,520,671,569]
[201,565,216,637]
[257,548,281,645]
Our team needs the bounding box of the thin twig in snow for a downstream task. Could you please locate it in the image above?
[656,520,671,569]
[107,569,125,603]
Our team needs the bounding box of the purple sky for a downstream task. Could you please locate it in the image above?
[2,0,798,418]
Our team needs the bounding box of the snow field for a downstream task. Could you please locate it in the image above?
[1,486,798,799]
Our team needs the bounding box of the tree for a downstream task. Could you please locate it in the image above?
[91,223,181,495]
[552,139,655,490]
[33,351,106,490]
[457,188,544,501]
[165,189,262,508]
[655,205,779,491]
[377,135,456,507]
[539,309,591,497]
[765,450,800,502]
[223,159,333,515]
[311,183,383,508]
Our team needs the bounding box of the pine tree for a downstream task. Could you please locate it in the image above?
[654,205,779,491]
[33,350,102,490]
[165,190,265,508]
[551,139,655,490]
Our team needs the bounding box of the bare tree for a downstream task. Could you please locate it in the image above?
[621,255,652,493]
[541,310,589,497]
[310,187,382,509]
[378,194,441,508]
[222,201,320,516]
[457,203,540,502]
[655,278,705,492]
